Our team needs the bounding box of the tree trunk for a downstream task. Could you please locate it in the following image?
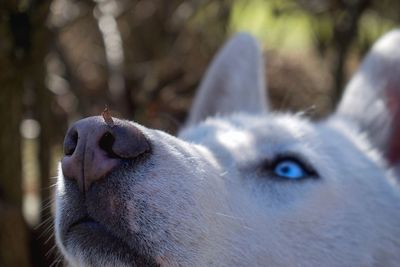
[29,2,58,266]
[0,6,31,266]
[0,1,54,266]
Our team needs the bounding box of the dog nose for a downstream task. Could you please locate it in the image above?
[61,116,149,193]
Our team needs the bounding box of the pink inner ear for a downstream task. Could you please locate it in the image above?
[386,85,400,165]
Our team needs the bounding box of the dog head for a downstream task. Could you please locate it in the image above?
[55,31,400,266]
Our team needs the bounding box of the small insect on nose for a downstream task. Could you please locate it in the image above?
[61,111,150,193]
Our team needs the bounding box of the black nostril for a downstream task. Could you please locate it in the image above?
[99,132,118,158]
[64,130,78,156]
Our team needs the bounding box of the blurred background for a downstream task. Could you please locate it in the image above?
[0,0,399,266]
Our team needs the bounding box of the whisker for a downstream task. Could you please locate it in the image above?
[214,212,244,221]
[44,232,55,245]
[44,183,58,189]
[53,254,64,267]
[46,243,58,258]
[37,223,54,240]
[298,105,316,117]
[220,171,228,176]
[34,216,54,230]
[41,199,55,210]
[213,212,255,232]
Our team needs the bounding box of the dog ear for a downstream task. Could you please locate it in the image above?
[335,29,400,167]
[185,33,269,126]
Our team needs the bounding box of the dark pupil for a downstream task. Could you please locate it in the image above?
[281,165,290,174]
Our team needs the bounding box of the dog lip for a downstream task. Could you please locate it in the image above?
[64,215,124,248]
[69,216,98,229]
[66,216,107,236]
[63,215,160,266]
[65,215,130,247]
[64,215,119,243]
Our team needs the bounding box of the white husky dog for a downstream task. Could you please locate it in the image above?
[55,30,400,267]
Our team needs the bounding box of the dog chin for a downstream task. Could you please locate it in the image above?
[62,217,159,267]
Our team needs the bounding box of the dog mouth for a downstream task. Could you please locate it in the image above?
[64,215,160,266]
[66,215,129,245]
[68,216,104,232]
[65,215,130,250]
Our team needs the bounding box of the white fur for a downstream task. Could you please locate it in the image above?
[55,31,400,266]
[337,30,400,154]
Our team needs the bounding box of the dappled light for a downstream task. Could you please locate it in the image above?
[0,0,399,266]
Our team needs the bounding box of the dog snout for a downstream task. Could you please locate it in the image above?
[61,116,150,193]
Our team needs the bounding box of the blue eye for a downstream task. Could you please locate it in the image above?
[273,160,306,180]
